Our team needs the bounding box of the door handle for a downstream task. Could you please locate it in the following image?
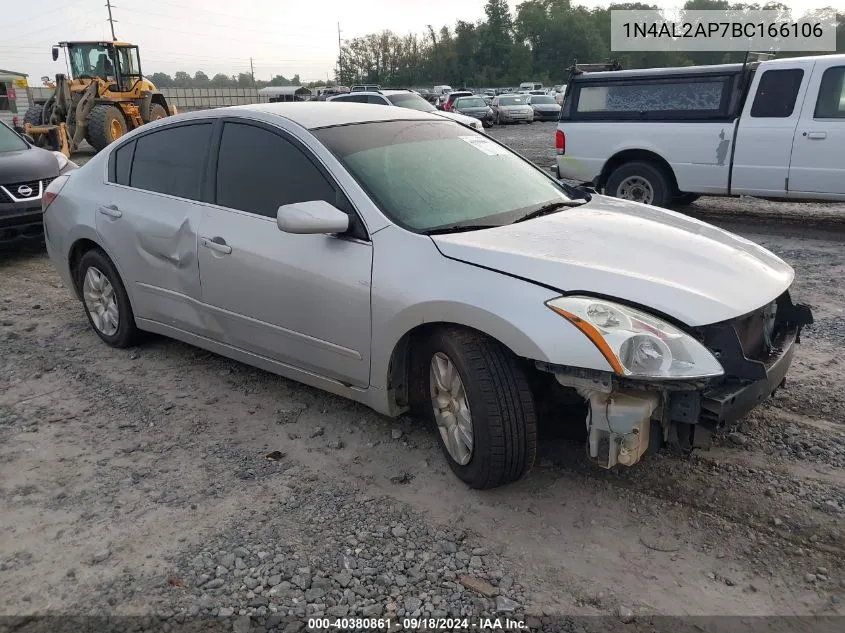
[98,204,122,218]
[804,131,827,140]
[200,236,232,255]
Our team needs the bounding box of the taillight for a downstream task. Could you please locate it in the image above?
[555,129,565,155]
[43,175,70,212]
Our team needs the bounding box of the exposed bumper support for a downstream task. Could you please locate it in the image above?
[536,296,813,468]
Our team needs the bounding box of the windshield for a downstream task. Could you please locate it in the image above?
[67,44,115,78]
[314,120,571,232]
[499,96,526,105]
[530,96,555,104]
[386,92,436,112]
[456,97,486,108]
[0,121,28,152]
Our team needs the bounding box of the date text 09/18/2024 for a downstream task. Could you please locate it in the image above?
[306,617,529,630]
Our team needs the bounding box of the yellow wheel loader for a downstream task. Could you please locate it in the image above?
[23,41,177,156]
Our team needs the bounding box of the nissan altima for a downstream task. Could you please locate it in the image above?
[42,103,813,489]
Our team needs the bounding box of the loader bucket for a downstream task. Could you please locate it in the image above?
[23,123,70,158]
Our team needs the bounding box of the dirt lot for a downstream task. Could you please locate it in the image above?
[2,123,845,631]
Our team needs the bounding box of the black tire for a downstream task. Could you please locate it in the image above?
[423,327,537,489]
[86,104,127,151]
[23,104,45,126]
[148,103,167,122]
[672,193,701,206]
[605,161,672,208]
[76,249,139,348]
[482,119,492,129]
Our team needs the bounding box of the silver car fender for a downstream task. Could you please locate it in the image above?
[367,227,615,416]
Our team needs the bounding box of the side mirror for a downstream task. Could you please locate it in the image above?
[52,46,59,61]
[276,200,349,235]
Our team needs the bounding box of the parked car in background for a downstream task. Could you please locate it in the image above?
[1,119,77,242]
[351,84,380,92]
[491,94,534,124]
[528,90,547,96]
[441,91,473,112]
[433,85,453,96]
[452,96,494,128]
[328,89,485,132]
[520,81,543,91]
[527,94,561,121]
[43,102,814,488]
[556,53,845,207]
[553,85,567,105]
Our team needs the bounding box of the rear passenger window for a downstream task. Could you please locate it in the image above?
[751,69,804,118]
[111,140,134,186]
[814,66,845,118]
[129,123,212,199]
[216,122,337,218]
[367,95,386,104]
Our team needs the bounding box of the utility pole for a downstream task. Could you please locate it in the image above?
[250,57,255,87]
[105,0,117,40]
[337,22,343,83]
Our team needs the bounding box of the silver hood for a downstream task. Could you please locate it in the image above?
[431,195,794,327]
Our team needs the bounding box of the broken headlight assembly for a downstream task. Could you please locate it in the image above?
[545,296,724,379]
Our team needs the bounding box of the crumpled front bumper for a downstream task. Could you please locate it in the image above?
[538,292,814,465]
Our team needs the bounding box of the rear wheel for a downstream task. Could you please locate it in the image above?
[423,327,537,489]
[605,161,672,208]
[86,104,127,151]
[77,249,139,348]
[148,103,167,122]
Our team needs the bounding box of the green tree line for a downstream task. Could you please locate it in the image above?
[146,70,307,89]
[148,0,843,89]
[336,0,844,87]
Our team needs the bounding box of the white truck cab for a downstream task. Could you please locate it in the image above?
[556,54,845,207]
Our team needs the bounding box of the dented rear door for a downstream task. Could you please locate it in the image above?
[97,121,213,333]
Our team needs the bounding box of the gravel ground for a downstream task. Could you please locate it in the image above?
[1,126,844,632]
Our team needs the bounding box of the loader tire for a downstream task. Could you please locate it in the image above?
[147,103,167,122]
[23,104,45,126]
[86,105,127,151]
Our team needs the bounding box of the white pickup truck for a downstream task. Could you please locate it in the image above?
[555,54,845,207]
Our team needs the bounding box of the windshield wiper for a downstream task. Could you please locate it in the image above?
[512,199,587,224]
[558,181,594,201]
[422,224,501,235]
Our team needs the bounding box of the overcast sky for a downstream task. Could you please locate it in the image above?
[2,0,835,83]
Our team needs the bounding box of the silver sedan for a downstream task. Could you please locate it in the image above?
[43,103,810,488]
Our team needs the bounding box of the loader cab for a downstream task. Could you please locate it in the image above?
[60,41,143,92]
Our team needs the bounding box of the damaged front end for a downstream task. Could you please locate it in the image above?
[537,291,813,469]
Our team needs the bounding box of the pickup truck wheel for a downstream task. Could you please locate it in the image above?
[606,162,671,207]
[424,328,537,489]
[672,193,701,206]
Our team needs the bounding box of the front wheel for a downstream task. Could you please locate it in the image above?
[605,161,672,208]
[86,104,127,151]
[423,328,537,489]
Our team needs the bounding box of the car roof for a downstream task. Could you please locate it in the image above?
[188,102,441,130]
[330,91,384,98]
